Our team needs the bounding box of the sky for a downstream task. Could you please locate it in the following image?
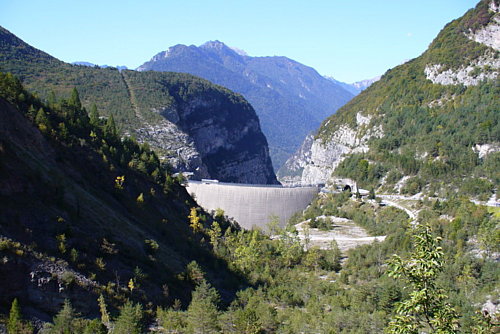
[0,0,479,83]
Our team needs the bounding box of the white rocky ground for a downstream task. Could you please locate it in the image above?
[295,216,386,252]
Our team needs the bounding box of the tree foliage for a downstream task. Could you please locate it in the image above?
[387,224,459,333]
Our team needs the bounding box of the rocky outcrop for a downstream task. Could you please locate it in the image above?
[466,1,500,51]
[473,143,500,159]
[280,112,383,185]
[424,54,499,86]
[134,120,209,178]
[144,90,278,184]
[425,3,499,86]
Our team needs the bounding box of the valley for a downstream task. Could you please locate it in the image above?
[0,0,499,333]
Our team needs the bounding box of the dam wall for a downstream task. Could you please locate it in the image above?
[185,181,320,230]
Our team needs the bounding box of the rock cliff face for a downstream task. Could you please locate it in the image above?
[0,27,278,184]
[280,112,383,185]
[153,90,277,184]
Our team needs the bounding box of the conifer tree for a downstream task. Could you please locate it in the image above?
[69,88,82,110]
[97,294,110,328]
[46,299,76,334]
[188,207,202,233]
[113,301,143,334]
[89,104,100,127]
[104,114,118,138]
[35,108,51,132]
[7,298,21,334]
[186,280,220,334]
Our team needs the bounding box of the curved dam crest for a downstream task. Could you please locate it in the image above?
[186,181,320,230]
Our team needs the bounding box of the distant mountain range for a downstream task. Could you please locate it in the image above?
[72,61,128,71]
[137,41,355,169]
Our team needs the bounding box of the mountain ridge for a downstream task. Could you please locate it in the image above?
[137,40,355,169]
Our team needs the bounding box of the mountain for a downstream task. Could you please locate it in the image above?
[137,41,355,169]
[324,75,381,96]
[350,76,381,92]
[281,0,499,202]
[0,27,277,184]
[0,74,243,321]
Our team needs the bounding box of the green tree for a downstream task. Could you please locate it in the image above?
[89,104,100,127]
[7,298,21,334]
[69,88,82,110]
[157,307,186,333]
[386,224,459,333]
[7,298,31,334]
[35,107,51,133]
[186,280,220,334]
[44,299,76,334]
[104,114,118,138]
[97,294,110,328]
[207,221,222,252]
[113,301,143,334]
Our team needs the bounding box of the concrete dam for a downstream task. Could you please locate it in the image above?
[185,181,320,230]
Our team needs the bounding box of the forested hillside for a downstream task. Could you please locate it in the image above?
[0,73,244,324]
[283,0,499,200]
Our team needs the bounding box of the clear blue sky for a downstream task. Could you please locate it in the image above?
[1,0,478,83]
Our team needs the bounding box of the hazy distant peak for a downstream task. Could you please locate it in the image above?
[200,40,228,50]
[351,76,381,90]
[229,46,248,56]
[200,40,249,57]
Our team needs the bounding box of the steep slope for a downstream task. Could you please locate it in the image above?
[137,41,354,169]
[283,0,499,201]
[0,74,243,321]
[0,27,277,184]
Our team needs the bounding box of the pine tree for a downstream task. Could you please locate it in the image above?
[47,299,76,334]
[89,104,100,127]
[188,207,202,233]
[69,87,82,110]
[186,280,220,334]
[113,301,143,334]
[7,298,21,334]
[104,114,118,138]
[48,90,57,109]
[97,294,110,328]
[35,108,51,132]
